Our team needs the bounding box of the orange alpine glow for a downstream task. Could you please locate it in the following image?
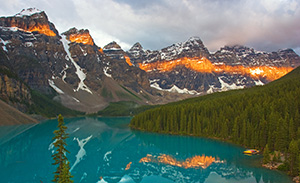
[140,154,221,169]
[138,57,293,81]
[68,32,94,45]
[98,48,104,54]
[11,22,56,36]
[124,55,133,66]
[27,24,56,36]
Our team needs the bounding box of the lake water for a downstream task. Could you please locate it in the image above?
[0,117,292,183]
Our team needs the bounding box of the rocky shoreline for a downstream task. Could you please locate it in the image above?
[263,162,299,183]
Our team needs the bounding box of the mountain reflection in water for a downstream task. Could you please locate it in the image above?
[139,154,222,169]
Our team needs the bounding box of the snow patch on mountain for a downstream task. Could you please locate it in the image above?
[79,46,87,56]
[207,85,218,94]
[24,42,33,47]
[103,67,112,78]
[15,8,43,17]
[168,85,201,95]
[61,35,92,94]
[0,26,18,32]
[48,79,64,94]
[254,80,264,86]
[61,64,69,83]
[159,37,202,61]
[150,79,200,95]
[130,36,208,63]
[72,97,80,103]
[96,54,102,62]
[103,47,122,51]
[218,77,244,91]
[150,81,163,91]
[0,38,10,52]
[1,27,38,43]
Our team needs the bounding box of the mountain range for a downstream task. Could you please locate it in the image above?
[1,8,300,116]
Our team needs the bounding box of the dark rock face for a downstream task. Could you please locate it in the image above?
[1,8,300,113]
[127,37,210,64]
[61,27,106,92]
[0,10,154,112]
[146,67,256,94]
[126,38,300,94]
[0,50,32,112]
[127,42,150,64]
[103,41,122,50]
[0,9,72,94]
[210,45,300,67]
[0,8,59,37]
[103,41,151,92]
[0,73,31,109]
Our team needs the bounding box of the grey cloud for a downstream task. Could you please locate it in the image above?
[0,0,299,55]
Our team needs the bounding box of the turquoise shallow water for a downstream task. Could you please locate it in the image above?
[0,117,293,183]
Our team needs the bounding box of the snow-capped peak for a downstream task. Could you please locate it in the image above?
[129,42,143,52]
[186,36,201,42]
[15,8,43,17]
[103,41,122,50]
[167,37,203,50]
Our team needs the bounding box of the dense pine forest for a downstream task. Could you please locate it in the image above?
[130,66,300,176]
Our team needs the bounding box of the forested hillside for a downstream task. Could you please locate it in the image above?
[130,67,300,175]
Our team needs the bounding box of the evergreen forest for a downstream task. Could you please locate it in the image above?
[130,66,300,176]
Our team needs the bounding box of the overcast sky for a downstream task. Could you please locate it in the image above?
[1,0,300,55]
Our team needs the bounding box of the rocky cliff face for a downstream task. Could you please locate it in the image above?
[0,8,58,37]
[0,9,157,113]
[211,45,300,67]
[0,44,32,112]
[1,8,300,114]
[127,37,300,94]
[0,8,70,94]
[127,37,210,64]
[0,72,31,112]
[103,41,151,92]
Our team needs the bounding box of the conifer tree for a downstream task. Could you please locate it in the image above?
[52,114,73,183]
[299,154,300,177]
[263,144,270,164]
[288,140,299,176]
[232,118,239,143]
[289,118,296,140]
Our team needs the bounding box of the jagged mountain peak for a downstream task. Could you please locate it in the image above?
[222,45,253,51]
[218,45,300,59]
[104,41,122,50]
[129,42,143,51]
[277,48,297,55]
[64,27,89,34]
[1,8,300,115]
[223,44,244,49]
[127,42,149,62]
[157,36,210,61]
[185,36,202,43]
[217,45,265,56]
[212,44,300,68]
[15,8,44,17]
[0,8,58,37]
[11,8,49,23]
[178,36,204,47]
[62,27,95,46]
[169,36,204,48]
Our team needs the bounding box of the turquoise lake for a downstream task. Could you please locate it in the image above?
[0,117,293,183]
